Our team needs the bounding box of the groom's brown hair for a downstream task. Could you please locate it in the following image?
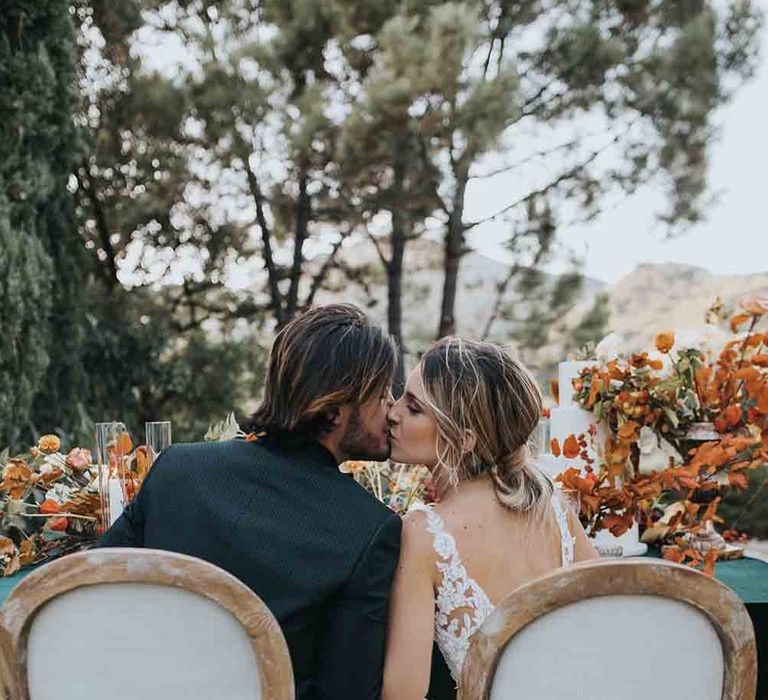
[249,304,396,438]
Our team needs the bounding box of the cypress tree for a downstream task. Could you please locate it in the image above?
[0,1,82,448]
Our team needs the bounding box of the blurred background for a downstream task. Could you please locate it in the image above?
[1,0,766,471]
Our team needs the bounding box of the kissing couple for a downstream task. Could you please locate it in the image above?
[100,303,598,699]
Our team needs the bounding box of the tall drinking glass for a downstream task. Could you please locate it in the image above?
[95,421,130,529]
[145,421,172,468]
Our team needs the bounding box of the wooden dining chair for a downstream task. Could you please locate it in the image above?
[460,558,757,700]
[0,625,15,700]
[0,548,294,700]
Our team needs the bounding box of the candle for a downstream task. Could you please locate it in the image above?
[108,478,124,526]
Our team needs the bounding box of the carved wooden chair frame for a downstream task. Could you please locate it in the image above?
[460,558,756,700]
[0,548,294,700]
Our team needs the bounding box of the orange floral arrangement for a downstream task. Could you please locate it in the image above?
[0,432,151,577]
[555,298,768,574]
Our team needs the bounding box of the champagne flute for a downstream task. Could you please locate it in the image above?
[145,421,172,468]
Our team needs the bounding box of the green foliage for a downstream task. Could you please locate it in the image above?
[0,0,82,449]
[719,467,768,538]
[80,290,267,443]
[569,293,611,351]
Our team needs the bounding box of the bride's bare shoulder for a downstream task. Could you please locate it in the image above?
[400,507,438,562]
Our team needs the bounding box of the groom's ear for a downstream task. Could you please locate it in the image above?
[324,405,343,431]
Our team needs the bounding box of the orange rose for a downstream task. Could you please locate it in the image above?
[37,434,61,454]
[654,331,675,354]
[562,435,580,459]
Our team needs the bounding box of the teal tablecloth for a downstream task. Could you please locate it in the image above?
[643,549,768,604]
[0,564,38,603]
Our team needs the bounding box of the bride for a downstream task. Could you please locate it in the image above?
[383,337,599,699]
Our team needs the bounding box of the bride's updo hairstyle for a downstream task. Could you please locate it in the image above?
[419,337,553,514]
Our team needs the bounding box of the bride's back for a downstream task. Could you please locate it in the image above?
[430,476,582,605]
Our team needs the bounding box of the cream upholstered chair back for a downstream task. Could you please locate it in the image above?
[460,559,756,700]
[0,548,293,700]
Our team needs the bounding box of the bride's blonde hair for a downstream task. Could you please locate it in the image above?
[419,337,553,514]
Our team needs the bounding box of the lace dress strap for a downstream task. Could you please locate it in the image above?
[408,503,494,683]
[550,492,575,567]
[409,502,461,565]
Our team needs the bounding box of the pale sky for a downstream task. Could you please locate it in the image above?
[470,0,768,283]
[134,4,768,287]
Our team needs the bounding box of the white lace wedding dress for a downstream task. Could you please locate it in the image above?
[410,492,575,684]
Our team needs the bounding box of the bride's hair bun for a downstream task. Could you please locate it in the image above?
[420,337,553,514]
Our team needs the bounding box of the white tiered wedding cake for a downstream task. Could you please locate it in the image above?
[538,360,647,558]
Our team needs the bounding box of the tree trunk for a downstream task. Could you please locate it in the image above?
[388,141,408,395]
[285,173,310,322]
[244,161,286,326]
[437,173,467,338]
[389,211,406,395]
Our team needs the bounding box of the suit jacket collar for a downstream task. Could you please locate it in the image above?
[259,432,339,471]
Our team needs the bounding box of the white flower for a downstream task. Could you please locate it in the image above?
[647,350,674,377]
[637,426,682,474]
[46,483,75,505]
[675,325,732,360]
[204,413,246,442]
[595,332,625,360]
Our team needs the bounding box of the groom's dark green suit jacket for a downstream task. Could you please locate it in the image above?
[99,436,402,700]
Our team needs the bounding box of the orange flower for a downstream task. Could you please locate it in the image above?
[548,378,560,404]
[0,459,36,499]
[752,354,768,367]
[48,517,68,532]
[562,435,580,459]
[586,374,602,408]
[729,472,749,489]
[133,446,150,479]
[724,404,742,428]
[730,313,751,333]
[629,353,649,368]
[39,499,60,515]
[741,298,768,316]
[654,331,675,354]
[117,432,133,454]
[735,366,760,383]
[37,434,61,454]
[758,387,768,414]
[617,420,640,443]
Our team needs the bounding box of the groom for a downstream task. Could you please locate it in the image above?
[99,304,402,699]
